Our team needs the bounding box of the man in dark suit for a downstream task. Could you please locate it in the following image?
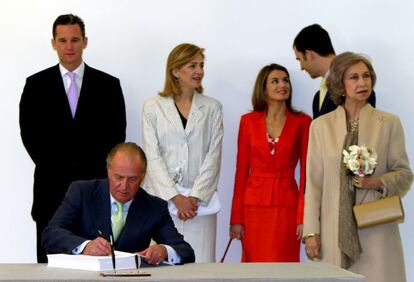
[293,24,376,119]
[42,142,195,265]
[19,14,126,263]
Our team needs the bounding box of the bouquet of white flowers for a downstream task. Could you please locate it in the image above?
[342,145,378,177]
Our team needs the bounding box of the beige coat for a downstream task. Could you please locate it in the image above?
[304,104,413,282]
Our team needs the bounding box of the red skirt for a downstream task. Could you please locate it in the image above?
[241,205,300,262]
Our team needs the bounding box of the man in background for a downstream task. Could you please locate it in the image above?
[293,24,376,119]
[19,14,126,262]
[42,142,195,265]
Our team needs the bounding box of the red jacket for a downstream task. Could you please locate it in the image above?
[230,109,311,225]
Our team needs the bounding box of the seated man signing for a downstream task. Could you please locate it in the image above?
[42,142,195,265]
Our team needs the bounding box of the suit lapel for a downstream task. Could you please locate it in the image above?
[160,96,186,137]
[320,91,330,115]
[358,104,376,146]
[185,93,204,136]
[92,180,112,239]
[273,109,291,158]
[159,94,204,137]
[117,189,148,247]
[51,65,74,121]
[312,91,320,118]
[74,64,91,120]
[332,106,348,151]
[251,112,275,165]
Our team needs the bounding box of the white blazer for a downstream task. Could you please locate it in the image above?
[142,93,223,204]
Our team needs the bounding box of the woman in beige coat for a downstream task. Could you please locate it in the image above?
[303,52,412,282]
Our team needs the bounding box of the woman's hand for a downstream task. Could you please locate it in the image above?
[229,224,244,240]
[305,235,321,260]
[172,194,198,220]
[353,175,383,190]
[296,224,303,240]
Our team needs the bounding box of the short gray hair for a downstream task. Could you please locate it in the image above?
[106,142,147,172]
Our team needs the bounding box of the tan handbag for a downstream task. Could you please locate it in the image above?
[353,190,404,229]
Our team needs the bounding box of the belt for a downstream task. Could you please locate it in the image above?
[250,170,294,178]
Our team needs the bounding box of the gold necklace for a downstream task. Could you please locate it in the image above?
[348,118,359,132]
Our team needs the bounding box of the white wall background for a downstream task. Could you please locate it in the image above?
[1,0,413,279]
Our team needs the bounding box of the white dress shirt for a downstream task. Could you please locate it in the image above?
[59,62,85,92]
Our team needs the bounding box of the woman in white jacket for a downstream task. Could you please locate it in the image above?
[142,43,223,262]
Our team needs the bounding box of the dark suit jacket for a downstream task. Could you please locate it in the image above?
[19,64,126,223]
[312,90,376,119]
[42,179,195,264]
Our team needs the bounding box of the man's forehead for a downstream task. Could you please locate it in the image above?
[55,25,83,36]
[110,169,139,177]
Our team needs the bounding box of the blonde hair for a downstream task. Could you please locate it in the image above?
[159,43,205,97]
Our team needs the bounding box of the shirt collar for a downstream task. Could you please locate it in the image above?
[322,69,330,79]
[110,194,133,211]
[59,61,85,79]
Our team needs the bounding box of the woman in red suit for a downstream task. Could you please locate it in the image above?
[229,64,311,262]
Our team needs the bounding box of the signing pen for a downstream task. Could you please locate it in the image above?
[109,234,116,272]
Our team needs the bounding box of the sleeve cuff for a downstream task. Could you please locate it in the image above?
[72,240,90,254]
[162,244,181,264]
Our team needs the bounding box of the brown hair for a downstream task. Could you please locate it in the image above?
[327,52,377,105]
[159,43,205,97]
[53,14,85,39]
[251,63,298,113]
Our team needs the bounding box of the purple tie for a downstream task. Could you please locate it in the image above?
[67,72,79,117]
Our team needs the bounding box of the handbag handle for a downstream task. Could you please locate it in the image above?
[220,238,233,263]
[358,189,370,205]
[357,187,387,205]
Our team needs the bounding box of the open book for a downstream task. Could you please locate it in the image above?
[47,251,139,271]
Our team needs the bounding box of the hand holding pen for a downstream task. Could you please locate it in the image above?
[81,230,112,256]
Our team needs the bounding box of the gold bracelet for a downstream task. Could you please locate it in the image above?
[302,233,319,243]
